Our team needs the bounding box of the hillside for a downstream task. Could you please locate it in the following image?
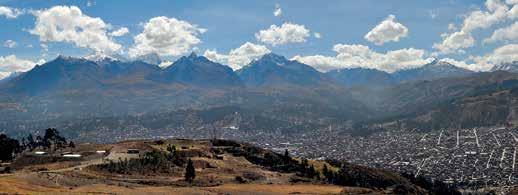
[0,138,436,194]
[392,59,473,82]
[2,53,518,135]
[358,71,518,130]
[237,53,334,87]
[326,68,396,87]
[151,53,243,87]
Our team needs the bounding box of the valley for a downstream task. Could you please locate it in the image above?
[1,53,518,193]
[2,1,518,194]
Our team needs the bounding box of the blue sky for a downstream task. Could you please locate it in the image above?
[0,0,517,77]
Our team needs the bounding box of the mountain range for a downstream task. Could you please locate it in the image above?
[490,61,518,72]
[1,52,518,137]
[0,53,481,91]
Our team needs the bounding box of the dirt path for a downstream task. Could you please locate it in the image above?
[40,149,141,174]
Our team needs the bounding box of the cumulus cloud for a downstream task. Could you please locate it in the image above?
[30,6,122,54]
[508,4,518,18]
[485,21,518,42]
[364,15,408,45]
[314,32,322,39]
[128,16,206,58]
[274,3,282,17]
[109,27,129,37]
[255,22,310,46]
[439,58,489,72]
[292,44,433,72]
[3,40,17,48]
[0,72,10,80]
[87,0,95,7]
[433,31,474,54]
[434,0,509,54]
[428,10,438,19]
[204,42,270,70]
[158,60,172,68]
[473,44,518,68]
[448,23,458,31]
[0,6,23,19]
[0,55,41,79]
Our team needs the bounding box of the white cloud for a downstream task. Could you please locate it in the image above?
[109,27,129,37]
[434,0,509,54]
[128,16,206,58]
[3,40,17,48]
[509,4,518,18]
[87,0,95,7]
[158,60,172,68]
[292,44,433,73]
[203,50,228,64]
[314,32,322,39]
[0,55,40,78]
[0,72,10,80]
[448,23,457,31]
[40,43,48,51]
[428,10,438,19]
[507,0,518,4]
[291,55,342,72]
[439,58,488,72]
[0,6,23,19]
[473,44,518,68]
[364,15,408,45]
[274,3,282,17]
[485,21,518,42]
[255,22,310,46]
[30,6,122,54]
[204,42,270,70]
[433,31,474,54]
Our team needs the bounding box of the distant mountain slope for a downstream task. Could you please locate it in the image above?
[366,71,518,129]
[2,52,518,133]
[0,56,163,95]
[393,59,473,82]
[100,60,160,78]
[326,68,396,87]
[491,61,518,72]
[3,56,104,95]
[237,53,333,87]
[0,72,22,84]
[151,53,242,87]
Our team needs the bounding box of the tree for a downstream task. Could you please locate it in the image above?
[322,164,336,183]
[166,144,177,161]
[167,144,176,154]
[43,128,67,151]
[308,164,317,178]
[301,158,308,168]
[185,158,196,182]
[36,135,43,149]
[0,134,20,162]
[69,141,75,148]
[323,164,329,180]
[283,149,290,163]
[26,134,35,150]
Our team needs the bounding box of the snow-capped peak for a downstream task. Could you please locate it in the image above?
[491,61,518,72]
[84,52,123,62]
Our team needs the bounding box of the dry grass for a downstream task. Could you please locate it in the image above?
[0,139,386,194]
[203,183,344,195]
[0,176,346,195]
